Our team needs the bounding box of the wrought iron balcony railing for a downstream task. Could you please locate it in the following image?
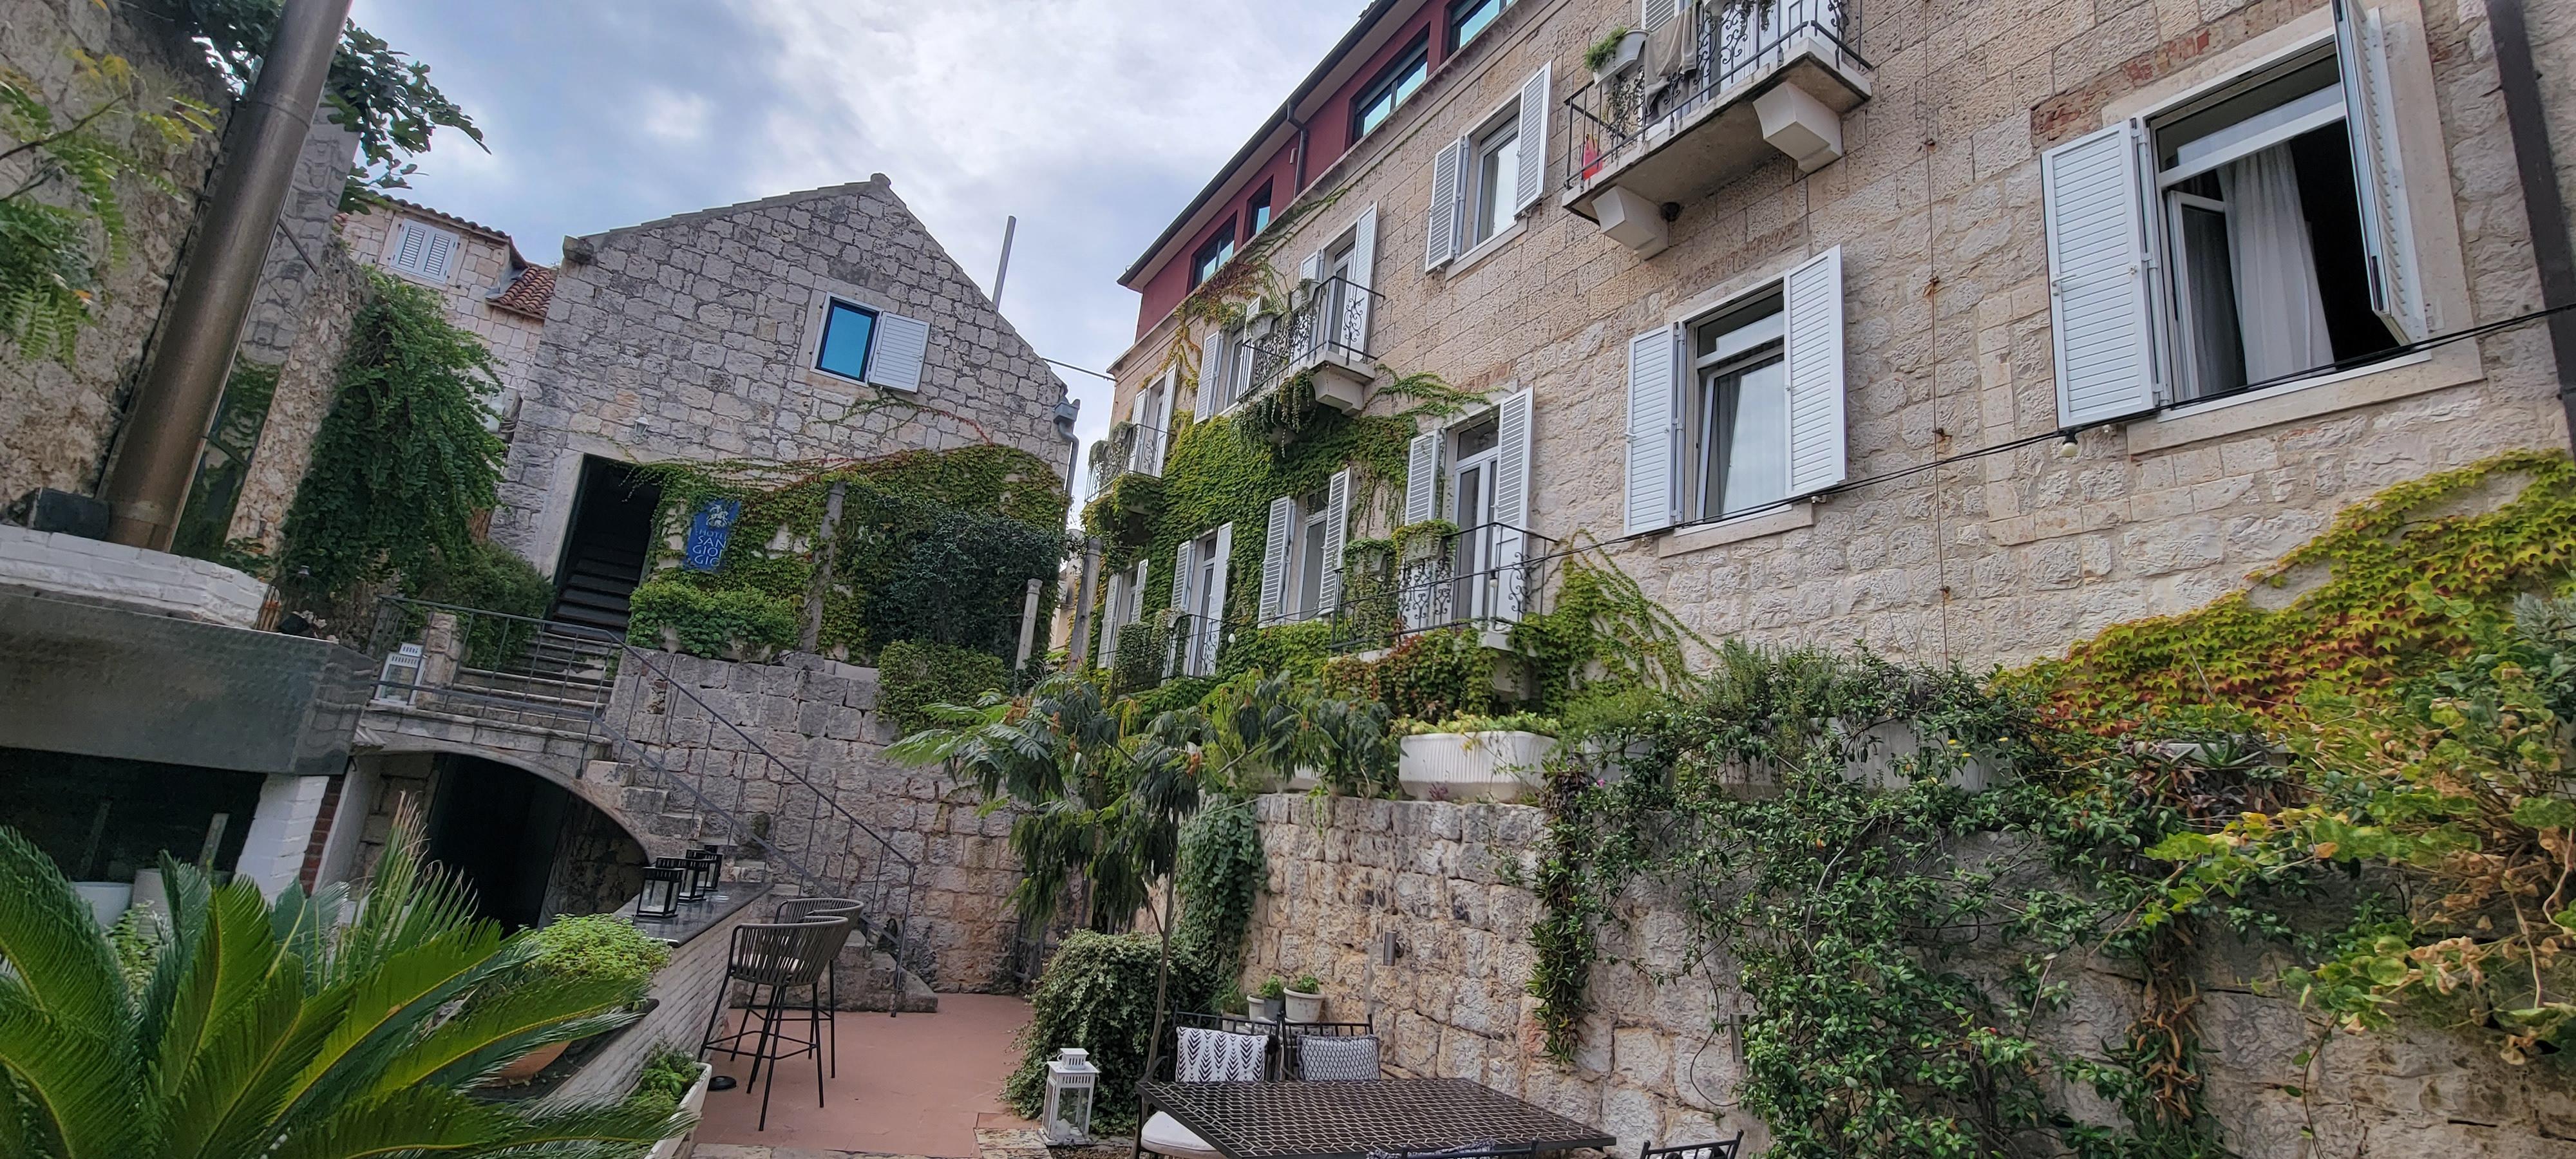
[1089,421,1148,499]
[1239,274,1384,408]
[1562,0,1866,192]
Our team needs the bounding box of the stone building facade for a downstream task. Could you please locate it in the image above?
[1102,0,2576,669]
[1244,794,2576,1157]
[491,175,1077,576]
[339,198,553,415]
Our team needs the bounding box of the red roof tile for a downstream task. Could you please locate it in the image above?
[488,263,555,320]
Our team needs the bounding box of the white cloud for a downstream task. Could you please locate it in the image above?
[636,88,714,144]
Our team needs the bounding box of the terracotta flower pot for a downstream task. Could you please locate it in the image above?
[489,1039,570,1085]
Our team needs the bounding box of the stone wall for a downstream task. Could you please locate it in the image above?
[222,240,367,552]
[339,202,547,408]
[0,0,226,507]
[1239,793,2576,1156]
[1104,0,2576,671]
[609,650,1024,992]
[492,176,1075,574]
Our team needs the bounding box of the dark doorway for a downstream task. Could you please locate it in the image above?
[0,747,263,882]
[551,458,662,634]
[417,754,647,929]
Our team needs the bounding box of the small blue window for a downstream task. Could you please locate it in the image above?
[817,301,878,381]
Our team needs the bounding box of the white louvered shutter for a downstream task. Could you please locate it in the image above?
[390,221,425,272]
[1426,138,1466,270]
[1515,65,1551,215]
[1195,332,1224,419]
[1299,250,1324,290]
[1624,326,1680,534]
[2334,0,2423,341]
[1099,570,1127,670]
[1782,248,1847,496]
[2043,120,2163,427]
[1641,0,1678,30]
[1259,496,1296,626]
[1319,468,1350,614]
[1343,206,1378,353]
[1404,431,1443,525]
[1202,523,1233,674]
[1493,390,1534,622]
[1172,538,1197,615]
[419,228,457,282]
[868,312,932,392]
[1144,377,1171,473]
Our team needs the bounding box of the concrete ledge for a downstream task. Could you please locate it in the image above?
[0,525,266,626]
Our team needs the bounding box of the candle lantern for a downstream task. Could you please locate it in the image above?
[694,844,726,896]
[1042,1047,1098,1145]
[683,849,720,900]
[638,863,685,920]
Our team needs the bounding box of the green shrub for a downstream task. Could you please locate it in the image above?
[405,537,551,619]
[1325,627,1490,723]
[1003,931,1217,1130]
[528,914,672,1002]
[1215,619,1336,682]
[879,639,1010,737]
[626,580,798,659]
[625,1047,701,1117]
[1172,800,1265,974]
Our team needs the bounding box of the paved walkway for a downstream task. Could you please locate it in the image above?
[694,993,1048,1158]
[698,1124,1133,1159]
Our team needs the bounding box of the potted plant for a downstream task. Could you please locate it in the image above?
[631,1047,713,1159]
[1251,975,1286,1022]
[1283,974,1325,1023]
[1587,25,1647,80]
[489,913,674,1084]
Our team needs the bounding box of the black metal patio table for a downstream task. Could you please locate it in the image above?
[1141,1077,1616,1159]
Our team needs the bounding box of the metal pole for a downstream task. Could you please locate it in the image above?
[991,215,1018,309]
[1014,576,1044,673]
[2487,0,2576,455]
[100,0,352,549]
[1066,536,1101,672]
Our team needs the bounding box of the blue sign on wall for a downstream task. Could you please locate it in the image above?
[682,498,741,572]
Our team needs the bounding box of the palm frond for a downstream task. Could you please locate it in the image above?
[0,827,127,1031]
[265,1084,514,1159]
[274,925,522,1131]
[0,986,137,1159]
[375,974,638,1094]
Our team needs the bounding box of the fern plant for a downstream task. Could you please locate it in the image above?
[0,55,211,363]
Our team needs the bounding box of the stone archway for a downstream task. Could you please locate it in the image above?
[347,726,650,927]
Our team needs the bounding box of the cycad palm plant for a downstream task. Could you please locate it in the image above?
[0,814,687,1158]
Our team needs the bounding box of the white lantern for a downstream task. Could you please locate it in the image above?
[1042,1047,1099,1145]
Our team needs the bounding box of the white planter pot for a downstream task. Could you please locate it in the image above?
[1249,995,1283,1022]
[72,883,131,927]
[1593,30,1647,81]
[1397,731,1553,802]
[1283,991,1324,1023]
[644,1063,715,1159]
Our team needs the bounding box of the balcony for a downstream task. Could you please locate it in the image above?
[1560,0,1870,255]
[1239,274,1383,415]
[1083,425,1165,550]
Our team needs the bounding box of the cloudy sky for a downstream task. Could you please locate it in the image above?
[345,0,1352,495]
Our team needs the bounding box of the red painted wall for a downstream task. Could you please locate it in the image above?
[1132,0,1450,339]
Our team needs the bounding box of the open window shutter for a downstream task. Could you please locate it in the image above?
[1099,571,1127,669]
[1783,247,1848,496]
[1426,138,1466,270]
[1493,390,1534,621]
[420,229,457,282]
[1404,430,1443,525]
[390,221,426,274]
[1145,377,1171,473]
[1515,65,1551,215]
[1625,326,1680,534]
[1259,496,1295,625]
[1641,0,1678,31]
[1319,469,1350,614]
[1206,523,1233,630]
[2042,119,2163,427]
[1195,334,1224,419]
[1171,540,1197,615]
[2335,0,2423,341]
[1298,250,1324,290]
[1343,207,1378,352]
[869,312,933,392]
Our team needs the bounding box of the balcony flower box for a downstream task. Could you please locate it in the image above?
[645,1062,715,1159]
[1397,730,1551,803]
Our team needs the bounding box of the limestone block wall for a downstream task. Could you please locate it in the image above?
[609,650,1024,992]
[0,0,226,506]
[223,241,366,552]
[1240,794,2576,1157]
[339,204,546,406]
[493,176,1075,575]
[1106,0,2576,671]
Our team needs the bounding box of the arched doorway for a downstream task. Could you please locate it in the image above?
[352,750,648,930]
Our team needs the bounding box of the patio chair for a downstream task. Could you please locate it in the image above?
[1139,1015,1272,1159]
[696,916,853,1130]
[1280,1017,1379,1080]
[772,896,868,1075]
[1642,1135,1745,1159]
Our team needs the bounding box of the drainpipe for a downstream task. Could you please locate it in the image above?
[2488,0,2576,454]
[1290,109,1310,194]
[100,0,352,549]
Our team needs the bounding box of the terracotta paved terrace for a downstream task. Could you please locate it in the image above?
[695,993,1070,1158]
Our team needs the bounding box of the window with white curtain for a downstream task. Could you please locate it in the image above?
[1683,290,1790,522]
[2150,46,2403,402]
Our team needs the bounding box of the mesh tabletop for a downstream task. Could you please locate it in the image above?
[1142,1078,1615,1159]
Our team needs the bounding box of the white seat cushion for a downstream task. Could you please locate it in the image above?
[1143,1111,1225,1159]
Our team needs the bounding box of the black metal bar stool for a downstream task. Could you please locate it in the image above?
[697,916,853,1129]
[773,896,867,1076]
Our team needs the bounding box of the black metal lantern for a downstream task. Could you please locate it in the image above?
[681,849,718,901]
[690,845,725,898]
[638,862,685,920]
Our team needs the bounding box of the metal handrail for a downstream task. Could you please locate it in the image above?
[1560,0,1867,191]
[1240,274,1383,399]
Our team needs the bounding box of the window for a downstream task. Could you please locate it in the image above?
[815,299,878,381]
[1260,470,1350,627]
[1681,292,1789,522]
[1295,491,1331,619]
[385,218,459,283]
[1400,392,1533,630]
[1351,32,1430,142]
[1247,183,1273,236]
[1174,525,1233,677]
[1129,375,1170,475]
[1469,118,1522,247]
[1099,560,1149,670]
[1190,225,1237,288]
[1449,0,1504,51]
[2150,48,2400,402]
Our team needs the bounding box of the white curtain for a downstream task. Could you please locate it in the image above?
[2218,146,2334,383]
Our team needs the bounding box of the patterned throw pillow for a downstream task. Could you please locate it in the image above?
[1177,1026,1269,1082]
[1298,1034,1381,1081]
